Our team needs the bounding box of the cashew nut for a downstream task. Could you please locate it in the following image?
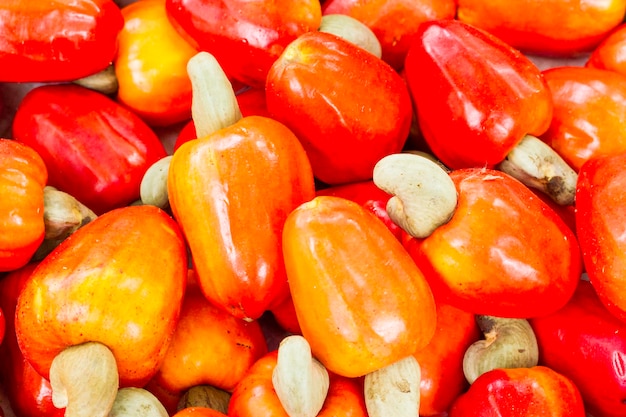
[186,51,243,139]
[109,387,169,417]
[373,152,457,238]
[272,335,329,417]
[140,155,173,209]
[34,186,97,260]
[73,64,119,96]
[463,315,539,384]
[319,14,382,58]
[364,356,421,417]
[403,150,450,172]
[177,385,231,414]
[49,341,119,417]
[498,135,577,206]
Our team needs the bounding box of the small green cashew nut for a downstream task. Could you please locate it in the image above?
[373,152,458,239]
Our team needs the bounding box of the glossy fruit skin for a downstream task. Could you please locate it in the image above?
[530,280,626,417]
[168,115,316,321]
[0,139,47,272]
[12,84,167,215]
[316,180,401,240]
[0,0,124,82]
[228,350,368,417]
[540,66,626,172]
[576,151,626,322]
[14,205,188,387]
[406,168,582,318]
[413,301,480,416]
[457,0,626,57]
[448,366,586,417]
[234,87,271,118]
[266,31,413,185]
[269,295,302,336]
[0,263,65,417]
[150,276,268,394]
[282,196,437,378]
[530,188,577,236]
[321,0,456,70]
[173,120,197,152]
[404,19,553,170]
[115,0,199,126]
[587,23,626,75]
[165,0,322,87]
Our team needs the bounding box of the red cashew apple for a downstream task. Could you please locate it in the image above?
[148,275,268,398]
[576,150,626,322]
[15,205,188,417]
[404,168,582,318]
[282,196,437,377]
[0,0,124,82]
[266,30,413,185]
[404,19,553,170]
[321,0,456,70]
[413,301,481,415]
[530,280,626,417]
[168,116,316,321]
[165,0,322,87]
[12,84,167,215]
[456,0,626,57]
[448,366,586,416]
[540,66,626,172]
[0,139,47,272]
[0,262,65,417]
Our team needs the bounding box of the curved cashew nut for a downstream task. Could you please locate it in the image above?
[373,153,457,239]
[50,341,119,417]
[463,315,539,384]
